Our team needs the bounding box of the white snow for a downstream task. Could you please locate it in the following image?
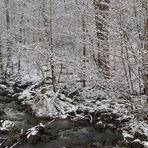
[128,120,148,138]
[0,84,7,89]
[39,123,45,128]
[21,87,78,118]
[1,120,15,129]
[21,73,41,85]
[143,141,148,148]
[122,131,133,139]
[18,89,31,100]
[2,120,15,129]
[133,139,141,142]
[27,129,38,139]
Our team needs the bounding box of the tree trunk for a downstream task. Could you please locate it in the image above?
[143,18,148,95]
[81,10,86,87]
[142,0,148,96]
[0,40,4,82]
[5,0,13,76]
[93,0,110,77]
[18,11,24,75]
[42,0,56,92]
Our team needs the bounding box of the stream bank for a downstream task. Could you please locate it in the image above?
[0,95,124,148]
[0,82,148,148]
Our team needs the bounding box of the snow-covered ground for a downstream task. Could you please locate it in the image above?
[0,79,148,147]
[18,84,78,119]
[17,82,148,146]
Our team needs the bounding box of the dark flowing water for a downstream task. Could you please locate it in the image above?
[0,96,123,148]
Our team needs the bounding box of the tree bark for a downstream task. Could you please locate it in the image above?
[143,18,148,95]
[81,10,86,87]
[142,0,148,96]
[93,0,110,77]
[42,0,56,92]
[0,40,4,81]
[5,0,13,76]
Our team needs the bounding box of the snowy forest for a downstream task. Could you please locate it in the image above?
[0,0,148,147]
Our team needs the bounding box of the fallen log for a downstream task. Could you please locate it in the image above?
[0,119,55,148]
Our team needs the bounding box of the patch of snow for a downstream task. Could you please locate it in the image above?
[133,139,141,142]
[128,120,148,137]
[142,141,148,148]
[0,84,7,89]
[27,130,38,139]
[39,123,45,128]
[122,131,133,139]
[117,115,131,121]
[21,73,41,85]
[0,127,9,131]
[98,121,103,124]
[99,104,110,110]
[18,89,31,100]
[29,89,78,118]
[96,100,101,105]
[2,120,15,129]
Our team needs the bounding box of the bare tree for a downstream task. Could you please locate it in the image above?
[93,0,110,77]
[141,0,148,95]
[41,0,56,92]
[5,0,13,77]
[0,39,4,82]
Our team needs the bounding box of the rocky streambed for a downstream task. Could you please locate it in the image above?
[0,95,124,148]
[0,81,148,148]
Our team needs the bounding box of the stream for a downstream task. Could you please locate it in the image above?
[0,95,123,148]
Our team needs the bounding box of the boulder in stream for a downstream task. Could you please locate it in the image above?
[0,120,15,134]
[131,139,143,148]
[27,130,40,144]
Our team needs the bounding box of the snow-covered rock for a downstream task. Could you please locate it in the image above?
[2,120,15,129]
[18,83,148,145]
[0,84,7,90]
[131,139,143,148]
[27,128,40,144]
[122,131,133,140]
[143,141,148,148]
[18,89,31,100]
[20,86,77,118]
[0,120,15,134]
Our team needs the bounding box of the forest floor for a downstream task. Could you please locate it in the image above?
[0,79,148,148]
